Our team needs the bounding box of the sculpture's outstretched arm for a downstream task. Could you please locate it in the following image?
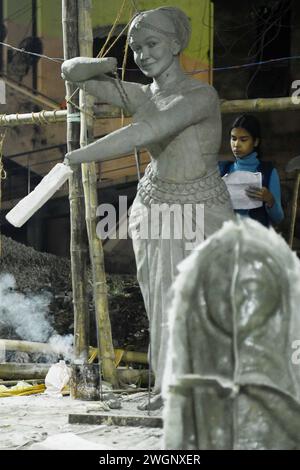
[61,57,145,113]
[65,85,218,164]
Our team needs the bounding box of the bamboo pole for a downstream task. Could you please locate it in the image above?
[0,107,125,127]
[288,172,300,248]
[78,0,118,388]
[0,340,148,365]
[220,96,300,113]
[0,363,51,380]
[0,96,299,128]
[0,339,54,355]
[0,363,152,384]
[62,0,89,362]
[0,110,67,127]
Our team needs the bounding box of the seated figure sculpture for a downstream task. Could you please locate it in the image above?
[61,7,234,408]
[163,218,300,449]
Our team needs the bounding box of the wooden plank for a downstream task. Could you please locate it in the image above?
[0,363,51,380]
[68,412,163,428]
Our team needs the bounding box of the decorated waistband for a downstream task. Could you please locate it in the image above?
[137,165,231,207]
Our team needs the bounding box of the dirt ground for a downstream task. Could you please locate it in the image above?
[1,236,160,451]
[1,235,149,351]
[0,392,162,450]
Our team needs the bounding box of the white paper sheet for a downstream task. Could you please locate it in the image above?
[222,170,263,210]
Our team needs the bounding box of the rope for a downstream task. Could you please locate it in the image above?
[39,110,50,125]
[100,22,131,58]
[64,2,132,118]
[130,0,139,12]
[97,0,127,58]
[67,96,95,120]
[120,7,132,127]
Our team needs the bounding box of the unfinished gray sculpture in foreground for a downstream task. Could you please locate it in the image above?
[61,7,234,402]
[163,218,300,449]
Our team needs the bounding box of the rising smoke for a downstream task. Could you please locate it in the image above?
[0,273,73,361]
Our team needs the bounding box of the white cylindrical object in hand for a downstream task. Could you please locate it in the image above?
[6,163,73,227]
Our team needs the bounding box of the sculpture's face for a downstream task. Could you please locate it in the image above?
[230,127,259,158]
[129,28,176,78]
[129,11,180,79]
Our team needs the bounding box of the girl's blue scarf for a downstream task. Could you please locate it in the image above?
[233,151,259,172]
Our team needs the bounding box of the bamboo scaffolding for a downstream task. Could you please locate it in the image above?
[289,172,300,248]
[0,363,51,380]
[0,339,55,355]
[62,0,89,362]
[220,96,300,113]
[0,340,148,364]
[0,363,152,384]
[0,109,67,127]
[78,0,119,388]
[0,96,299,128]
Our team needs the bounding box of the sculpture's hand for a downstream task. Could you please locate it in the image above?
[64,147,89,166]
[64,152,79,167]
[61,57,118,82]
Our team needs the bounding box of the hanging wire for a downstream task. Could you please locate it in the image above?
[247,1,290,58]
[245,0,293,98]
[185,55,300,74]
[213,0,293,62]
[0,38,299,73]
[0,40,63,63]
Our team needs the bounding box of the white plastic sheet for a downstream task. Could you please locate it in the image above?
[6,163,73,227]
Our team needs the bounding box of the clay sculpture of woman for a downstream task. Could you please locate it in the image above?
[61,6,234,408]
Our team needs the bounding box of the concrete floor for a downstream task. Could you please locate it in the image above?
[0,392,163,450]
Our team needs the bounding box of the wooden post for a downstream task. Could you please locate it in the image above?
[288,172,300,248]
[78,0,118,388]
[62,0,89,362]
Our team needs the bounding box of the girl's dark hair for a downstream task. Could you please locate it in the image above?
[230,114,261,150]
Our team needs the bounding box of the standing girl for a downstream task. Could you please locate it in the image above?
[219,114,284,227]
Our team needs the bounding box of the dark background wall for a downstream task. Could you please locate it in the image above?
[212,0,300,240]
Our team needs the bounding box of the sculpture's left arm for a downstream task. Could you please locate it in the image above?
[65,86,216,164]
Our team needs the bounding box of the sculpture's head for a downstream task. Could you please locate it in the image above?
[128,7,191,78]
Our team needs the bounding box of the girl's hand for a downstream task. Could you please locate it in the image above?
[245,186,275,207]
